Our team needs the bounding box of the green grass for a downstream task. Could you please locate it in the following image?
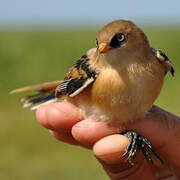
[0,28,180,180]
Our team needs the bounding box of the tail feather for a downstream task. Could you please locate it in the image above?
[23,91,56,109]
[30,98,58,110]
[10,81,61,94]
[10,81,61,110]
[26,92,55,105]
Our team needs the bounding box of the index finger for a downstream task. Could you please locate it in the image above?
[36,101,82,132]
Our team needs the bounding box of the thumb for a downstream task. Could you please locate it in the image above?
[93,135,155,180]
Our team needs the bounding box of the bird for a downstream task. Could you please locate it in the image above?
[11,19,175,165]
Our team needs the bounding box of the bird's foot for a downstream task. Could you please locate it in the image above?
[121,131,164,165]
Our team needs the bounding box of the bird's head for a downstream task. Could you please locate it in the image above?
[96,20,150,64]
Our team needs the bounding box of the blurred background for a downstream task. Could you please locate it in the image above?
[0,0,180,179]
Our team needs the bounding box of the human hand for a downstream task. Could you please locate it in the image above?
[36,102,180,179]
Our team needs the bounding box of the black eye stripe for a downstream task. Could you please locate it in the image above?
[110,33,126,48]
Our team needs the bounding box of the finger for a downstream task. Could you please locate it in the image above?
[36,105,54,129]
[71,118,124,147]
[93,134,129,164]
[93,135,155,180]
[49,130,80,146]
[36,101,81,132]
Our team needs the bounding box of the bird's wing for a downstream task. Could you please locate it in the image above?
[151,47,175,76]
[11,48,98,110]
[55,48,98,97]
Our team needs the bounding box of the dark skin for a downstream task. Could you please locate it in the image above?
[36,102,180,180]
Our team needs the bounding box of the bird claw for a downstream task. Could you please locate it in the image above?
[121,131,164,165]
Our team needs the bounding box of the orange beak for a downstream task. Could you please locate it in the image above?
[99,43,111,53]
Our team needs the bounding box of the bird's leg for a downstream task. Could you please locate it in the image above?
[121,131,164,165]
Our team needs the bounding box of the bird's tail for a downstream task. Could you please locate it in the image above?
[10,81,61,110]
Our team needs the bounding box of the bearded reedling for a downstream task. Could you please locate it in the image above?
[11,20,175,165]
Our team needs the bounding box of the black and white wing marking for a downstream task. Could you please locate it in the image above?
[57,77,94,97]
[11,48,98,110]
[55,53,98,98]
[151,47,175,76]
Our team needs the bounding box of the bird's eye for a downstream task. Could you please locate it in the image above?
[116,33,125,42]
[110,33,126,48]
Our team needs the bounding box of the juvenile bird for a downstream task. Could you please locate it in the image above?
[11,20,175,165]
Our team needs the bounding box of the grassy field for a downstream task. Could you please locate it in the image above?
[0,27,180,180]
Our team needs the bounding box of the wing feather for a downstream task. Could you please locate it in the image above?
[55,53,98,97]
[151,47,175,76]
[11,48,98,109]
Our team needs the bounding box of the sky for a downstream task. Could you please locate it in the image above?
[0,0,180,29]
